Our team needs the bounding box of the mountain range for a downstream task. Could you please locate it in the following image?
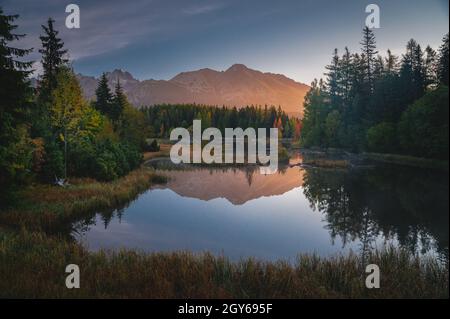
[76,64,309,116]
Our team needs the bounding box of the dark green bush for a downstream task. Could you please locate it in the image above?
[145,139,160,152]
[68,138,142,181]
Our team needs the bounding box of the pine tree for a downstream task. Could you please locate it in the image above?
[385,49,398,74]
[400,39,420,101]
[339,47,353,106]
[325,48,342,108]
[437,33,449,86]
[38,18,68,98]
[0,7,33,204]
[424,45,437,87]
[112,80,126,122]
[360,27,378,91]
[95,73,113,115]
[413,43,425,95]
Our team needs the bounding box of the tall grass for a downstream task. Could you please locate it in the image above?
[0,167,165,231]
[0,230,447,298]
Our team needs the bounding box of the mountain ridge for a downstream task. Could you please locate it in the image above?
[76,64,310,116]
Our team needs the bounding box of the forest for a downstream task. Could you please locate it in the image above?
[142,104,301,139]
[301,27,449,160]
[0,10,150,206]
[1,6,449,208]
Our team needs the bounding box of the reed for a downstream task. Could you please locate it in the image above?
[0,167,166,230]
[0,230,447,298]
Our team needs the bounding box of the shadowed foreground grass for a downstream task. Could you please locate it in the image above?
[0,230,447,299]
[0,167,166,231]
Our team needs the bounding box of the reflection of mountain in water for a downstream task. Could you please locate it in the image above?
[155,166,303,205]
[68,157,448,261]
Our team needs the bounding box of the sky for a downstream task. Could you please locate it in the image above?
[2,0,448,84]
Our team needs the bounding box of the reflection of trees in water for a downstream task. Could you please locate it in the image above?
[302,166,449,260]
[52,194,139,241]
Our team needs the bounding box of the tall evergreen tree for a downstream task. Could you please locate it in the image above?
[95,73,113,115]
[385,49,398,74]
[325,48,342,109]
[339,47,353,105]
[424,45,437,87]
[437,33,449,86]
[413,43,426,94]
[38,18,68,98]
[0,7,33,204]
[112,80,126,122]
[360,26,378,91]
[373,55,385,80]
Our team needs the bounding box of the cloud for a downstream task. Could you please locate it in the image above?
[183,3,224,16]
[4,0,229,63]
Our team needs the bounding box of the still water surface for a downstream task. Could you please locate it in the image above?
[74,155,449,262]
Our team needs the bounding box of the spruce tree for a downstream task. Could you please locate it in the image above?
[437,33,449,86]
[424,45,437,87]
[385,49,398,74]
[112,80,126,122]
[95,73,113,115]
[39,18,68,98]
[340,47,353,106]
[360,26,378,91]
[325,48,342,109]
[0,7,33,204]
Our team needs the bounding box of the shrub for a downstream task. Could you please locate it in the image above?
[398,86,449,159]
[366,122,397,153]
[145,139,160,152]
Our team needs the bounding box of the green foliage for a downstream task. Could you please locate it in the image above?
[366,122,397,153]
[118,102,148,150]
[324,110,341,147]
[300,28,449,160]
[398,86,449,160]
[142,104,297,139]
[46,69,143,181]
[38,18,68,101]
[437,33,449,86]
[69,138,142,181]
[27,18,146,184]
[0,8,33,206]
[111,81,126,122]
[300,79,329,147]
[94,73,113,116]
[145,139,160,152]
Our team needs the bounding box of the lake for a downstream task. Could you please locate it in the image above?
[73,154,449,262]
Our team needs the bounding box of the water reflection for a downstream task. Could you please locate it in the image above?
[72,157,449,262]
[302,166,449,260]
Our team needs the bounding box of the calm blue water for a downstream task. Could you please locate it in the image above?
[74,160,448,261]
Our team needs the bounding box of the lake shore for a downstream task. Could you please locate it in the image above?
[0,166,167,231]
[0,229,448,298]
[0,149,448,299]
[297,147,449,171]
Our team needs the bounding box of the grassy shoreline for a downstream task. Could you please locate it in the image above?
[0,150,448,298]
[362,152,449,171]
[298,147,449,170]
[0,230,448,298]
[0,166,166,231]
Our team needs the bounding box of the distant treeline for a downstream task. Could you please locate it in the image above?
[301,27,449,160]
[142,104,301,139]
